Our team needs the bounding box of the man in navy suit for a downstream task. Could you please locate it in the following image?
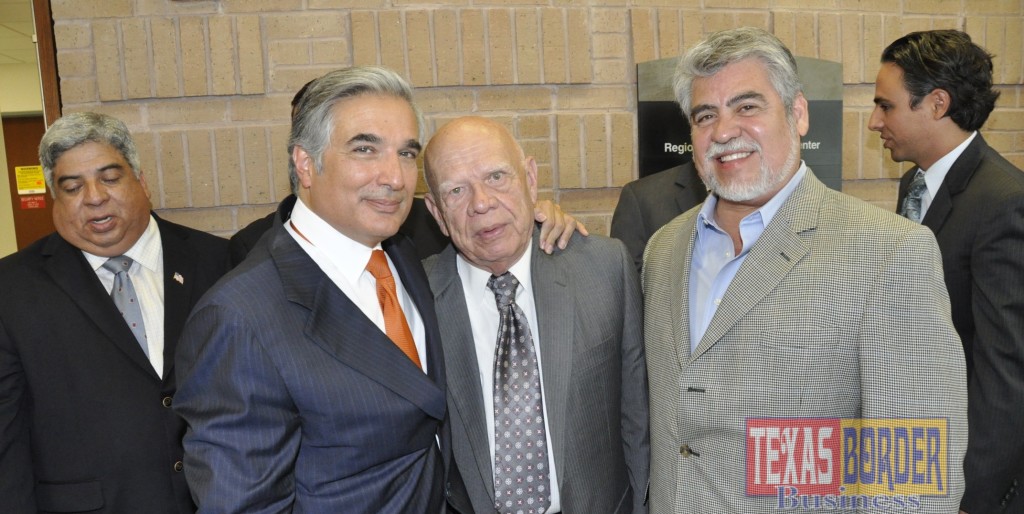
[870,30,1024,513]
[0,112,229,513]
[175,66,450,513]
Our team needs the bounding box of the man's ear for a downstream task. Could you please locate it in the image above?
[524,156,539,203]
[791,92,810,137]
[292,146,315,189]
[929,89,952,120]
[423,193,450,237]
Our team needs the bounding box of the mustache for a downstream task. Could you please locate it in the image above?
[706,138,761,160]
[361,188,407,202]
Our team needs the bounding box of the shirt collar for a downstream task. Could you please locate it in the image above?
[288,197,380,283]
[83,215,161,272]
[457,237,535,298]
[920,131,976,197]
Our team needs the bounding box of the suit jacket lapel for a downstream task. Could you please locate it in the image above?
[41,234,158,378]
[530,232,573,492]
[385,236,446,389]
[693,172,818,360]
[923,134,986,233]
[670,216,697,367]
[271,228,446,420]
[429,245,496,502]
[158,217,199,382]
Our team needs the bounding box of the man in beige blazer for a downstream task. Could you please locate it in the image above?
[643,27,968,513]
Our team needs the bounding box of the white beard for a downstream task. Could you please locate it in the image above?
[699,127,800,202]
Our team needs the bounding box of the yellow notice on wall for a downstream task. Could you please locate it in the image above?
[15,166,46,195]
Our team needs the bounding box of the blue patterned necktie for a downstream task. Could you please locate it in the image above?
[103,256,148,357]
[487,271,550,514]
[900,170,928,223]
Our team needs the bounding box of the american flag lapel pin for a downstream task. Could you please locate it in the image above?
[173,272,184,285]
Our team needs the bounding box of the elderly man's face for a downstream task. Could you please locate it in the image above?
[292,93,420,247]
[425,120,538,276]
[688,57,808,207]
[51,141,152,257]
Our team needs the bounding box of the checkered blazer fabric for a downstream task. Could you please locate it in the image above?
[641,170,968,514]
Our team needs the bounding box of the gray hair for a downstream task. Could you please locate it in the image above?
[673,27,803,119]
[287,66,422,194]
[39,112,141,198]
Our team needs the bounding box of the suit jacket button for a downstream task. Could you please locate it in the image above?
[162,396,173,408]
[445,482,451,497]
[173,461,184,473]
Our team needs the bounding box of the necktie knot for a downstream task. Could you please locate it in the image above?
[487,272,519,310]
[365,250,392,280]
[102,255,134,274]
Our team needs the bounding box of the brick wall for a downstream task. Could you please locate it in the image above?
[50,0,1024,237]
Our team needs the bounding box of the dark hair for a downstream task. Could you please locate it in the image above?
[881,30,999,131]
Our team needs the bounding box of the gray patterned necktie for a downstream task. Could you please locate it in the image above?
[487,272,550,514]
[900,170,928,223]
[103,256,148,357]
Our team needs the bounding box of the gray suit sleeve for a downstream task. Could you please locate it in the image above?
[611,184,648,273]
[615,239,651,513]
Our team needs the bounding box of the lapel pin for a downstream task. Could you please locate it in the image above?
[173,272,184,285]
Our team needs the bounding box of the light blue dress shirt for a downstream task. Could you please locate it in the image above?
[689,163,808,353]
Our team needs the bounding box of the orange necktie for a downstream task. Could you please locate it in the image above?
[366,250,421,368]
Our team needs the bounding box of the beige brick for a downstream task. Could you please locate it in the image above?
[842,179,899,211]
[557,188,620,213]
[593,34,628,59]
[54,22,91,49]
[632,0,699,6]
[681,14,703,51]
[51,0,132,19]
[557,85,630,110]
[269,124,293,198]
[794,13,818,59]
[489,10,515,85]
[222,0,303,13]
[406,11,435,87]
[215,128,243,205]
[593,59,630,84]
[840,14,862,83]
[478,86,553,111]
[610,112,634,187]
[818,14,842,63]
[56,50,94,77]
[159,132,188,208]
[351,11,379,66]
[59,77,98,105]
[237,15,266,95]
[434,10,460,86]
[155,207,235,233]
[136,0,218,16]
[592,8,627,33]
[904,0,960,14]
[132,132,157,184]
[312,39,349,65]
[701,12,738,36]
[92,21,122,101]
[861,14,884,84]
[837,0,897,11]
[209,17,237,95]
[973,0,1022,15]
[556,114,581,188]
[965,17,986,43]
[535,163,554,190]
[630,9,655,64]
[269,40,310,66]
[541,8,566,83]
[705,0,769,7]
[122,19,152,99]
[263,12,347,40]
[734,12,770,31]
[186,130,216,207]
[236,203,277,228]
[774,12,798,52]
[151,18,181,98]
[269,66,337,94]
[379,11,406,77]
[149,99,230,125]
[843,85,875,109]
[179,17,209,97]
[988,111,1024,131]
[566,9,591,84]
[414,89,476,114]
[309,0,387,7]
[1003,20,1023,84]
[773,0,837,8]
[515,9,542,85]
[232,97,288,122]
[577,214,611,237]
[658,9,682,59]
[583,114,608,188]
[93,103,145,128]
[982,131,1016,154]
[461,10,487,85]
[243,127,273,204]
[842,110,861,180]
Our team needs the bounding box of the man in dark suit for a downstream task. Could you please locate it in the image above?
[174,66,450,513]
[870,29,1024,513]
[422,116,649,513]
[610,163,706,272]
[0,112,229,513]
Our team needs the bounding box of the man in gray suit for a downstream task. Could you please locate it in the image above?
[870,30,1024,513]
[644,27,968,513]
[422,116,649,513]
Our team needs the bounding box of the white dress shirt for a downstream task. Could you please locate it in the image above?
[85,215,165,377]
[285,197,427,372]
[456,240,561,513]
[917,131,977,219]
